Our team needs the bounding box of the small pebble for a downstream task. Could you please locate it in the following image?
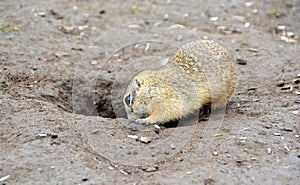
[144,43,150,51]
[281,127,293,132]
[128,135,139,140]
[231,28,242,34]
[277,25,286,31]
[220,169,227,173]
[168,24,185,29]
[170,143,176,150]
[0,175,10,182]
[108,166,114,170]
[236,58,247,65]
[127,24,141,29]
[60,25,74,33]
[120,170,128,175]
[247,87,257,91]
[267,148,272,154]
[247,48,258,52]
[49,133,58,139]
[244,127,252,131]
[245,2,254,7]
[81,178,88,182]
[276,82,285,87]
[154,124,161,134]
[140,136,152,144]
[281,36,297,43]
[177,157,184,161]
[236,160,242,165]
[38,11,46,17]
[292,111,299,115]
[154,124,161,130]
[284,145,290,152]
[239,137,247,140]
[153,33,159,38]
[79,32,85,38]
[143,166,157,172]
[245,22,250,28]
[281,86,291,90]
[286,32,294,37]
[78,25,88,30]
[37,133,47,138]
[213,151,218,156]
[91,60,98,65]
[293,78,300,84]
[55,52,69,58]
[209,17,219,22]
[164,14,169,20]
[273,132,282,136]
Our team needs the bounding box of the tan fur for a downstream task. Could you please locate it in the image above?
[123,40,237,124]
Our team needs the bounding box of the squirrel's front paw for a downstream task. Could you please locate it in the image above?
[136,118,157,125]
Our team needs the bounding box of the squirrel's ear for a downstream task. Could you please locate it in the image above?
[135,79,141,87]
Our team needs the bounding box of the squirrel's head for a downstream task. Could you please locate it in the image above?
[123,70,172,121]
[123,71,154,120]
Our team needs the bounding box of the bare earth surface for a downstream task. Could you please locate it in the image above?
[1,0,299,184]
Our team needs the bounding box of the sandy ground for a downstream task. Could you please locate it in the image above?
[1,0,300,184]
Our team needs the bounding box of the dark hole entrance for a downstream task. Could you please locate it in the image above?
[71,77,123,118]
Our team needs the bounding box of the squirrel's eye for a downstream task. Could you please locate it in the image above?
[125,94,130,106]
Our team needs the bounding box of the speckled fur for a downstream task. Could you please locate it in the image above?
[123,40,237,124]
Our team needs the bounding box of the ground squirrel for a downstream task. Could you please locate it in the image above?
[123,39,237,124]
